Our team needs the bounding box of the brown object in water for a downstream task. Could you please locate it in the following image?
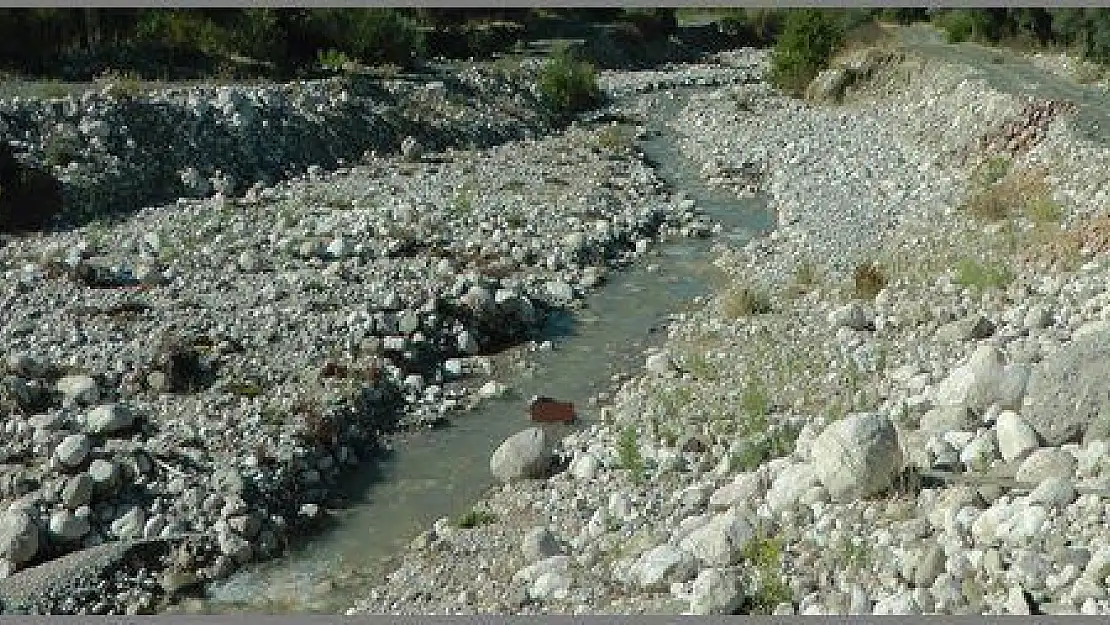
[529,396,576,424]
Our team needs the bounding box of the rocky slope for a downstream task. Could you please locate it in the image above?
[346,45,1110,616]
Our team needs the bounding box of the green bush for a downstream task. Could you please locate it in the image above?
[769,9,844,96]
[536,44,601,116]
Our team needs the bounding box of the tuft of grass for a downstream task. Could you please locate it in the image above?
[741,536,793,614]
[617,425,645,484]
[853,261,887,300]
[788,259,819,296]
[720,286,772,318]
[953,258,1013,291]
[452,183,475,216]
[972,155,1012,187]
[596,124,635,153]
[454,507,497,529]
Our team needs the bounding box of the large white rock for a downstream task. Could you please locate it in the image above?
[55,375,98,405]
[679,508,754,566]
[85,403,134,435]
[765,462,819,513]
[0,511,39,565]
[490,428,553,483]
[995,411,1040,463]
[1015,448,1077,484]
[810,413,902,502]
[689,567,745,615]
[932,345,1025,413]
[634,544,697,592]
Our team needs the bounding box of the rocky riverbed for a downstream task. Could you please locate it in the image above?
[344,43,1110,616]
[0,52,769,614]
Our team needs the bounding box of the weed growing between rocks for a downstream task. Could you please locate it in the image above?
[617,425,645,484]
[720,285,772,318]
[852,261,886,300]
[953,257,1013,291]
[740,536,793,614]
[454,507,498,529]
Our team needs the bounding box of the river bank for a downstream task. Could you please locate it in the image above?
[344,37,1110,616]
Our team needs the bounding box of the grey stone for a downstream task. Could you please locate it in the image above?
[522,527,562,563]
[110,506,145,539]
[805,67,853,103]
[56,375,98,405]
[1015,448,1077,484]
[765,462,819,513]
[85,403,134,435]
[810,412,902,502]
[920,405,976,433]
[932,345,1008,414]
[829,302,874,331]
[48,509,90,542]
[61,473,94,508]
[1027,476,1076,508]
[0,511,39,565]
[689,567,744,614]
[1024,328,1110,445]
[995,411,1040,463]
[490,427,553,482]
[87,458,121,492]
[55,434,91,468]
[634,544,697,592]
[678,508,754,566]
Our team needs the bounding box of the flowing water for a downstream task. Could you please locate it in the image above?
[197,88,773,614]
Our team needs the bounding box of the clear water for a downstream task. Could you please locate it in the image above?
[199,90,772,614]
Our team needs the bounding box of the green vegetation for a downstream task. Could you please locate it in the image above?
[454,507,497,529]
[720,285,772,318]
[973,155,1013,186]
[536,44,601,117]
[769,10,845,95]
[931,9,1110,64]
[617,425,645,484]
[964,165,1063,225]
[740,537,793,614]
[853,261,887,300]
[953,258,1013,290]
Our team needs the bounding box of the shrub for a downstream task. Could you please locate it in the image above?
[536,44,601,116]
[721,286,772,318]
[853,261,887,300]
[316,48,351,71]
[454,507,497,529]
[769,9,845,96]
